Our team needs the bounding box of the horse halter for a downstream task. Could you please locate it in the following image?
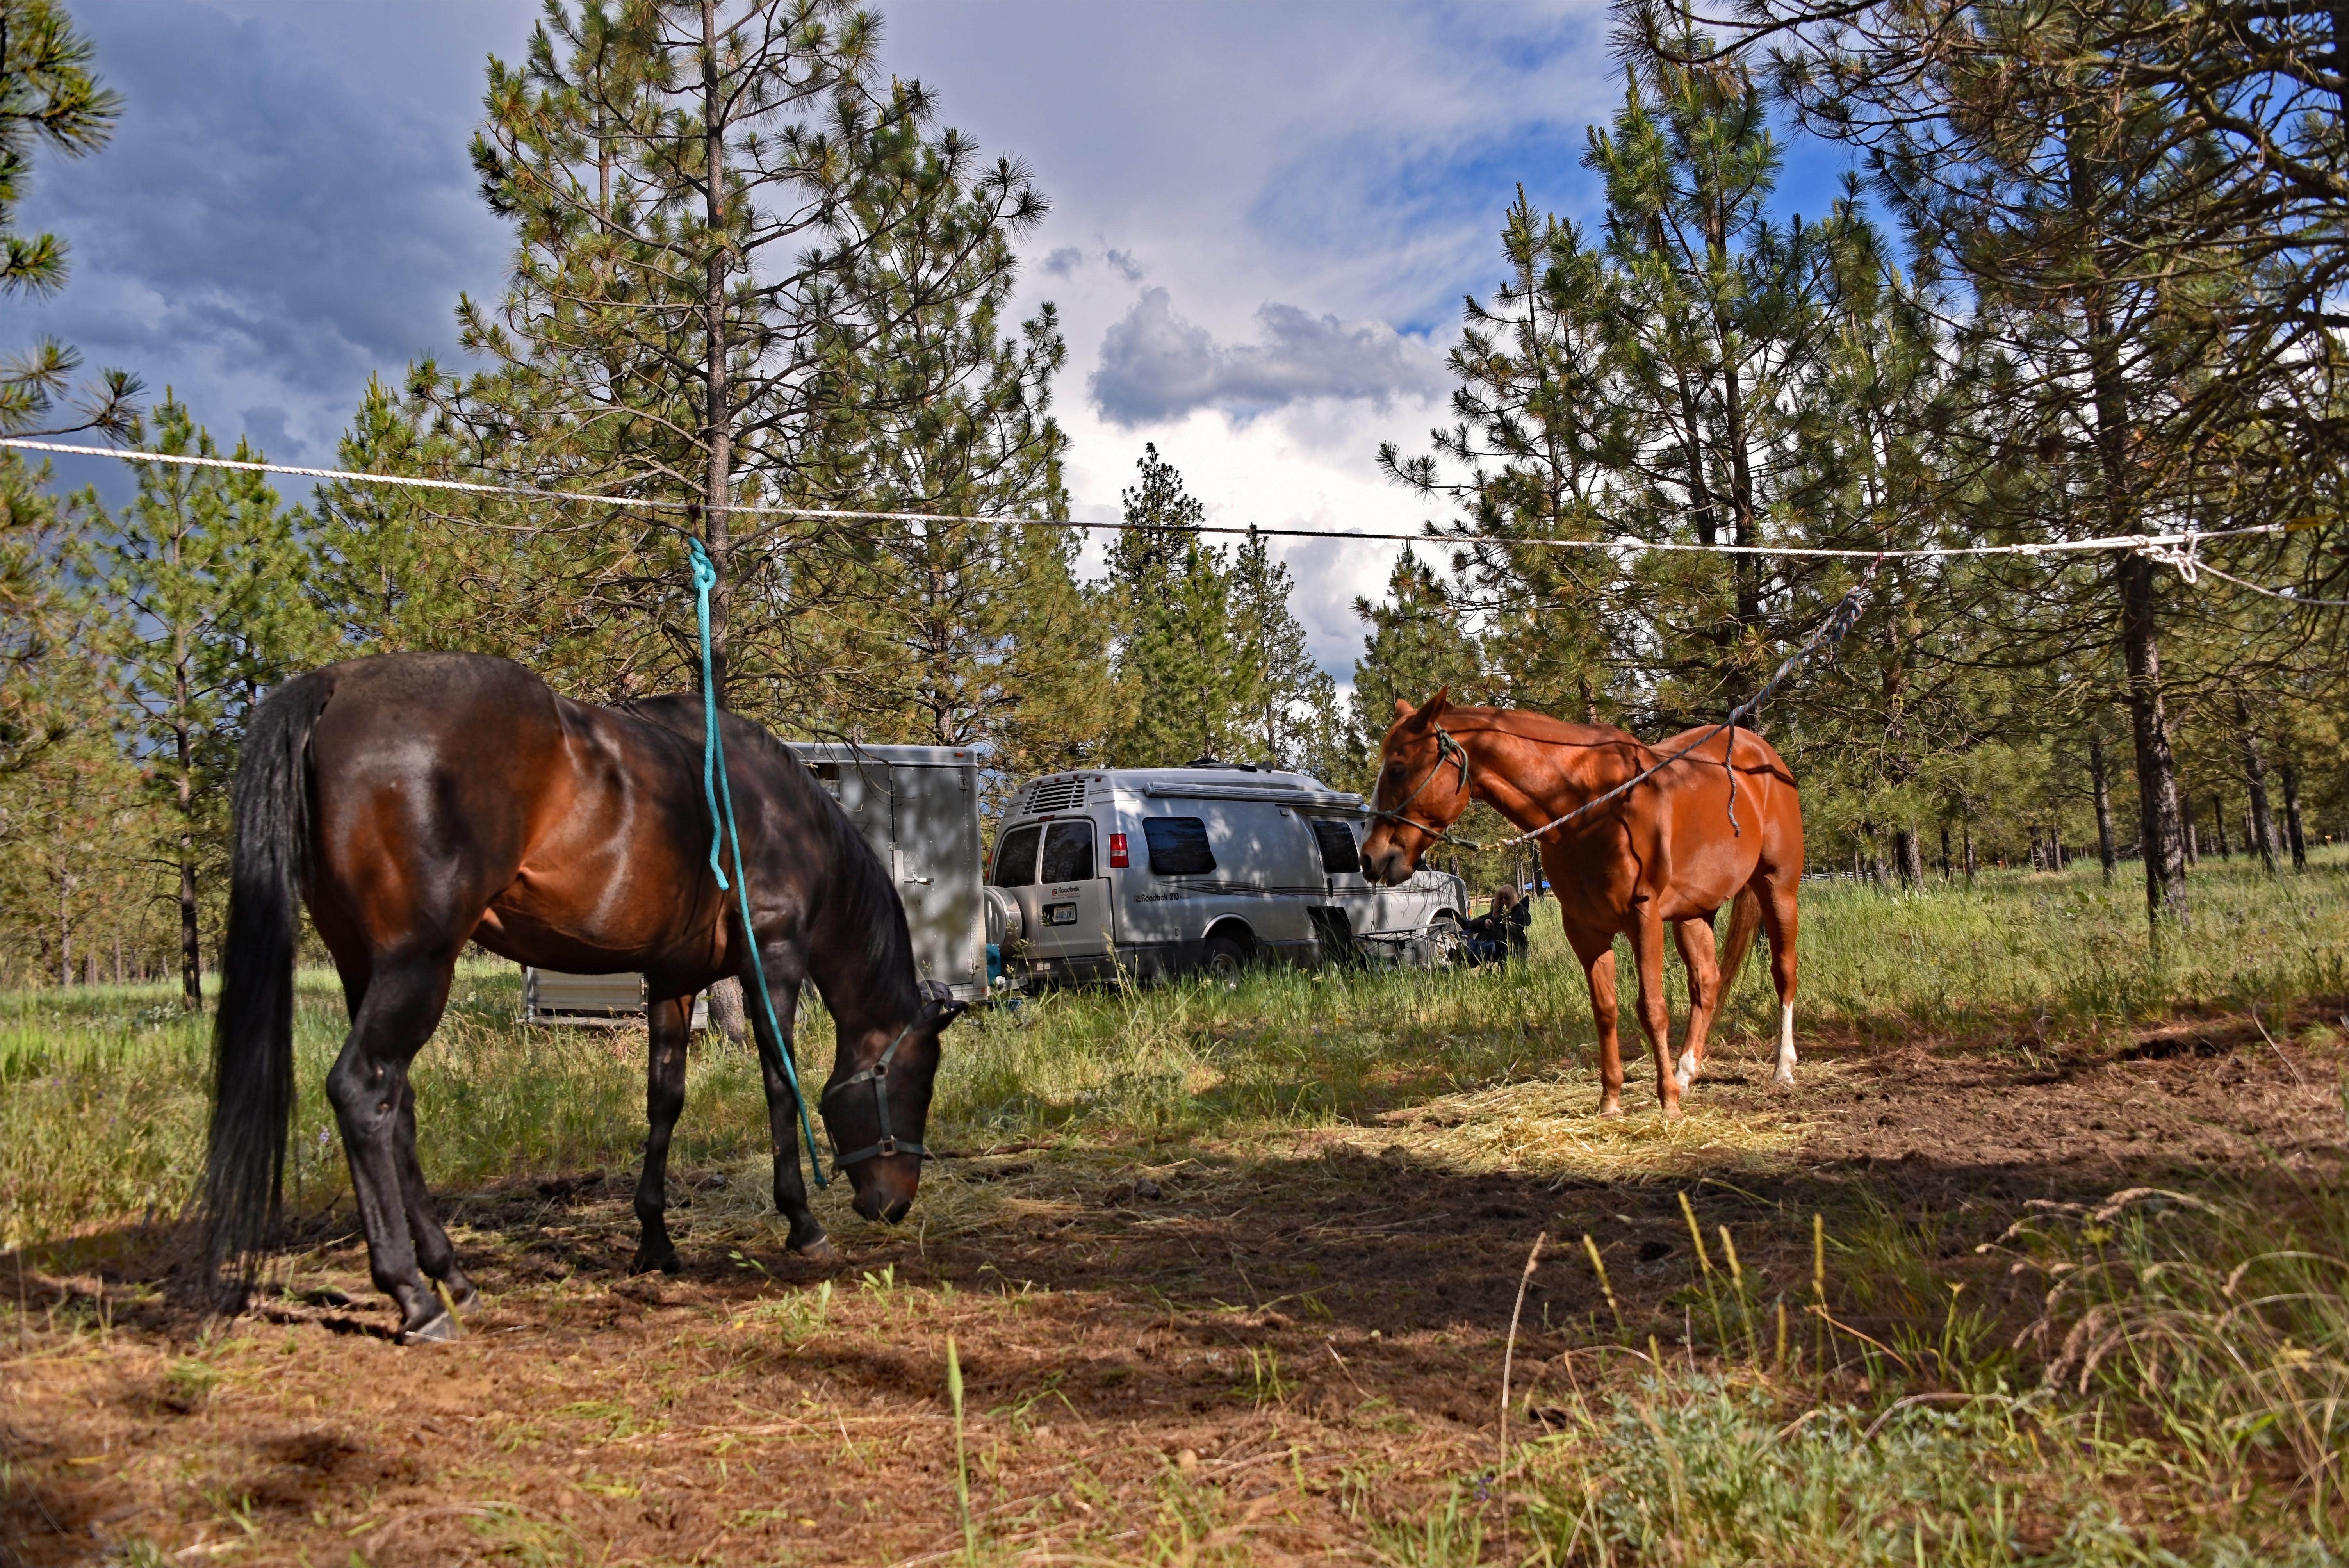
[1371,725,1472,841]
[820,1010,934,1171]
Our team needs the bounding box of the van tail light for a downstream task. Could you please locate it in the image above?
[1109,832,1129,869]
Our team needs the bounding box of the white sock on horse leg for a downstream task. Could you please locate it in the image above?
[1774,1003,1797,1086]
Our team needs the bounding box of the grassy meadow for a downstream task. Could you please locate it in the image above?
[6,850,2342,1251]
[4,849,2347,1564]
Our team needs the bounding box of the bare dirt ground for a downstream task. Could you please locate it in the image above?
[5,1007,2345,1567]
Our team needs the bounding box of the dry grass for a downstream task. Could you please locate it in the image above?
[4,855,2349,1564]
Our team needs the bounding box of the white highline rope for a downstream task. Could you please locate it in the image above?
[0,435,2318,564]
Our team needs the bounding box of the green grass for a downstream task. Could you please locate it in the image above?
[4,850,2343,1251]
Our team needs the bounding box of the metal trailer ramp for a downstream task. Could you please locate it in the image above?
[520,740,986,1026]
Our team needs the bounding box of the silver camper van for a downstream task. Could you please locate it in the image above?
[523,740,989,1023]
[984,763,1470,987]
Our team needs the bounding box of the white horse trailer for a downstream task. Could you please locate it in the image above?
[982,763,1471,987]
[521,740,988,1025]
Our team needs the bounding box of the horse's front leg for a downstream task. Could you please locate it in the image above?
[742,954,839,1264]
[1565,925,1625,1118]
[1627,910,1681,1118]
[629,995,693,1275]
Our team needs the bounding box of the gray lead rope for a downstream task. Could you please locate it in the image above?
[820,1014,930,1170]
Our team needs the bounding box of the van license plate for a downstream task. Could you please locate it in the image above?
[1044,903,1077,926]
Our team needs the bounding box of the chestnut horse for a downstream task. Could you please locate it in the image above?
[1360,691,1801,1118]
[204,652,962,1342]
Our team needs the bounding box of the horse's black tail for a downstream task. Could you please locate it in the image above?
[203,670,331,1305]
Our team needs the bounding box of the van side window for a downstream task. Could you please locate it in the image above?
[1040,820,1095,882]
[1310,818,1361,875]
[1142,816,1215,875]
[990,823,1042,887]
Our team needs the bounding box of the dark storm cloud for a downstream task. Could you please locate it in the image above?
[1088,287,1446,428]
[9,0,511,459]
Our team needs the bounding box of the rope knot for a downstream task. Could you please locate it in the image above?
[2139,527,2201,584]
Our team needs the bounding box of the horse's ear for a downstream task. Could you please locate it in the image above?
[1396,688,1450,729]
[934,998,972,1029]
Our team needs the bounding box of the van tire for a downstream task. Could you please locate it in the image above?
[1425,914,1465,969]
[1201,930,1251,987]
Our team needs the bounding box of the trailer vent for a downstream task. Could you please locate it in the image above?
[1024,777,1086,813]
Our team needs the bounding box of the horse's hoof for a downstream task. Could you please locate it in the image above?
[442,1276,480,1311]
[1661,1102,1685,1123]
[400,1310,460,1345]
[629,1247,681,1277]
[1772,1069,1796,1089]
[1597,1100,1625,1120]
[790,1236,842,1267]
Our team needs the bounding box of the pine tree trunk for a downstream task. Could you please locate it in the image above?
[1895,825,1923,888]
[2090,736,2117,884]
[1962,812,1975,886]
[176,710,201,1011]
[57,875,70,987]
[2212,794,2231,860]
[2281,763,2308,871]
[2180,789,2199,865]
[1939,821,1952,882]
[700,0,733,706]
[2117,556,2189,919]
[2236,697,2278,875]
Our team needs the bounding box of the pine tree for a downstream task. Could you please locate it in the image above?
[1103,446,1249,766]
[0,0,134,436]
[443,0,1049,715]
[1339,548,1483,790]
[1227,527,1332,770]
[81,399,316,1008]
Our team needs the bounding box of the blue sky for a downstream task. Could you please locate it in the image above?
[10,0,1862,681]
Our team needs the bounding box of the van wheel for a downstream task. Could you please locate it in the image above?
[1201,931,1250,987]
[1425,914,1465,969]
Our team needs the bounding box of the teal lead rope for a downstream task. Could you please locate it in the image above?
[688,539,828,1187]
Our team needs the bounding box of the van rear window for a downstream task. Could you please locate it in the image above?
[990,823,1042,887]
[1041,821,1095,882]
[1310,818,1361,874]
[1142,816,1215,875]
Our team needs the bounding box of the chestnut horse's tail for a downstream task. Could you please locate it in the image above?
[202,670,333,1303]
[1717,885,1765,989]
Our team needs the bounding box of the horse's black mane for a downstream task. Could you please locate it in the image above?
[620,693,921,1020]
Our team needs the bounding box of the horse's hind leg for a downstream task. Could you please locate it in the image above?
[1672,915,1723,1092]
[391,1077,474,1307]
[630,996,693,1276]
[1757,874,1802,1087]
[324,949,462,1342]
[741,959,838,1263]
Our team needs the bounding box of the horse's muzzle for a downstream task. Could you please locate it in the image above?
[1360,842,1415,887]
[849,1159,920,1224]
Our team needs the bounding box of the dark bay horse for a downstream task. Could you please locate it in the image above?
[1360,691,1802,1119]
[204,652,963,1342]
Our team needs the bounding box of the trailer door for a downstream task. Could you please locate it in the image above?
[891,761,985,998]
